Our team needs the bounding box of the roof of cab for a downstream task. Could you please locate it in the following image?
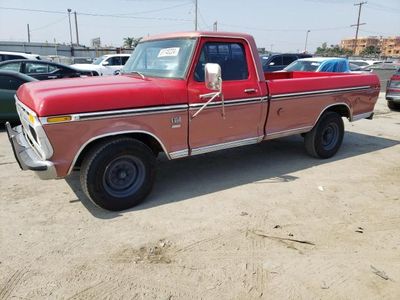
[141,31,255,42]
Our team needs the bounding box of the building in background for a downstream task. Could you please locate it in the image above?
[341,36,380,56]
[341,36,400,58]
[381,36,400,58]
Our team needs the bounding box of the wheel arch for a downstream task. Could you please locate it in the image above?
[68,130,169,175]
[314,103,352,127]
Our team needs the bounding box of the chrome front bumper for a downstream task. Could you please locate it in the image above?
[6,122,57,180]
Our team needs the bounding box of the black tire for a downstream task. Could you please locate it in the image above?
[387,100,400,110]
[91,71,99,76]
[80,138,156,211]
[304,112,344,159]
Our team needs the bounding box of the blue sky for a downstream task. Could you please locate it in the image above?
[0,0,399,52]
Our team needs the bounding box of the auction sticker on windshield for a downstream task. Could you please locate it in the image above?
[158,47,180,57]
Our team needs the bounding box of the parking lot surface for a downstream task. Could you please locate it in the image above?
[0,94,399,299]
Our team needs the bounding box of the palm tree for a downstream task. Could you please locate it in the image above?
[123,37,143,49]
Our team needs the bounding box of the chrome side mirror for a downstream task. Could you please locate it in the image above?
[205,63,221,91]
[192,63,225,120]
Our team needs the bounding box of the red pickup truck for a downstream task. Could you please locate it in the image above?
[6,32,380,211]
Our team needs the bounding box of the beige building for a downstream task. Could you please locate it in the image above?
[341,36,400,57]
[341,36,380,56]
[381,36,400,57]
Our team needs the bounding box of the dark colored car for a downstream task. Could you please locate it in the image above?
[0,71,37,122]
[260,53,313,72]
[0,59,91,80]
[386,69,400,110]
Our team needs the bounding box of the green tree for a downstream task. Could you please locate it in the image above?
[360,45,380,56]
[123,37,142,49]
[315,42,352,57]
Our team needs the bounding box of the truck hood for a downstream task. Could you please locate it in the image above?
[16,75,186,116]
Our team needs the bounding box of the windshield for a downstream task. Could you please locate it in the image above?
[122,38,196,79]
[92,56,106,65]
[284,60,321,72]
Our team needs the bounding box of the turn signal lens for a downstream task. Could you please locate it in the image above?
[28,114,35,124]
[47,116,72,123]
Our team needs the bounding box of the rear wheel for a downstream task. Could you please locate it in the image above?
[304,112,344,158]
[80,138,156,211]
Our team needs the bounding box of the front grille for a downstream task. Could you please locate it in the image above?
[29,125,38,143]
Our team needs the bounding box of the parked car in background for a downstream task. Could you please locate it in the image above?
[0,59,91,80]
[72,57,94,64]
[386,68,400,110]
[283,57,350,73]
[260,53,312,72]
[72,54,130,76]
[0,51,41,62]
[0,71,37,122]
[367,62,400,71]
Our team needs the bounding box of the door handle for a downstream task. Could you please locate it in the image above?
[244,88,256,93]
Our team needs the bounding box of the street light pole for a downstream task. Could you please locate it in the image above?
[194,0,198,31]
[74,11,80,46]
[67,9,73,46]
[304,30,310,53]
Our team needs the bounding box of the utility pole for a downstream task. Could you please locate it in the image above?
[74,11,80,46]
[194,0,198,31]
[27,24,31,43]
[304,30,310,53]
[351,1,367,55]
[213,21,218,32]
[67,9,73,45]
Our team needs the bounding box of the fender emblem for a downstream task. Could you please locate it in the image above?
[171,116,181,128]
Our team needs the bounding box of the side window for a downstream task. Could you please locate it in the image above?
[48,65,59,72]
[0,62,22,72]
[121,56,129,65]
[106,57,122,66]
[25,63,48,74]
[282,55,297,65]
[194,42,249,82]
[0,75,24,90]
[269,56,282,66]
[4,55,23,61]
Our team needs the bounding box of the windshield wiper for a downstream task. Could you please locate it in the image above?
[122,71,145,79]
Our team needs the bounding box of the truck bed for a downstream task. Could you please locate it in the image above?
[264,71,380,94]
[262,71,381,138]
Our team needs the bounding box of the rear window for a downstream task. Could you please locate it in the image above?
[194,42,249,81]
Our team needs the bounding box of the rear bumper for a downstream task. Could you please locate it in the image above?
[386,91,400,102]
[386,95,400,102]
[5,122,57,180]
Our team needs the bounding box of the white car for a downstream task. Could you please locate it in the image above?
[72,54,130,76]
[0,51,41,62]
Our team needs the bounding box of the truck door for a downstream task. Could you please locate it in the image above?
[187,38,265,155]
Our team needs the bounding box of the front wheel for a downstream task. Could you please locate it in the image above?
[80,138,156,211]
[304,112,344,159]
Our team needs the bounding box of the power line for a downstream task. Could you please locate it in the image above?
[30,16,67,31]
[219,23,351,33]
[112,2,192,16]
[0,6,192,22]
[367,1,400,13]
